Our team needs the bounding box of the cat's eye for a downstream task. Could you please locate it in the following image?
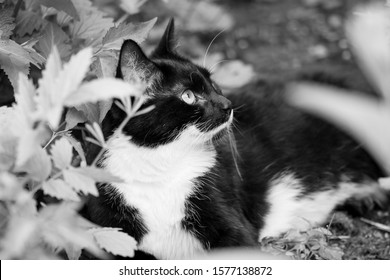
[181,90,196,105]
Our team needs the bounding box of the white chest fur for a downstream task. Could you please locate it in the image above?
[102,129,216,259]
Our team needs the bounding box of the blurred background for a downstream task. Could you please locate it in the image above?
[97,0,382,80]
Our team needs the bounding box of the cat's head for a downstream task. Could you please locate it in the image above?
[106,18,233,147]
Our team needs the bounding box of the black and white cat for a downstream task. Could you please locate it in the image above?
[84,19,386,259]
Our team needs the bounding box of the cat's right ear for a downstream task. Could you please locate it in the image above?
[118,40,160,83]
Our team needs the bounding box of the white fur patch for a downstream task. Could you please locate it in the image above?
[259,173,380,240]
[102,120,234,259]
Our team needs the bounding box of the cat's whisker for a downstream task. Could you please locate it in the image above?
[209,59,231,74]
[202,28,226,68]
[227,129,243,181]
[233,104,246,112]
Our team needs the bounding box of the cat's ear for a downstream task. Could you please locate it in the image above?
[118,39,159,83]
[152,18,176,57]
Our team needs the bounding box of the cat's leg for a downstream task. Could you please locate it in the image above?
[258,172,386,240]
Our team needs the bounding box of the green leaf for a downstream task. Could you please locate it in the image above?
[100,18,157,51]
[289,84,390,174]
[0,109,17,170]
[36,22,71,60]
[0,7,15,39]
[65,107,87,130]
[346,6,390,100]
[69,0,113,45]
[15,147,52,181]
[98,100,113,123]
[37,0,79,20]
[63,168,98,196]
[91,50,118,78]
[15,10,45,37]
[74,103,100,124]
[50,138,73,170]
[0,39,40,89]
[21,39,46,66]
[42,179,80,201]
[62,134,87,164]
[90,227,137,258]
[39,203,104,259]
[37,47,93,129]
[12,74,48,167]
[318,246,343,260]
[64,77,144,106]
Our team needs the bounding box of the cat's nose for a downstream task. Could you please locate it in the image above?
[219,96,232,112]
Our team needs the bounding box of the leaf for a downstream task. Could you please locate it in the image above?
[98,100,113,123]
[12,74,47,166]
[64,77,143,106]
[36,22,71,60]
[16,128,45,167]
[14,74,37,119]
[63,168,98,196]
[346,5,390,100]
[91,50,118,78]
[0,8,15,39]
[318,246,343,260]
[69,0,113,45]
[42,179,80,201]
[21,39,46,66]
[50,138,73,170]
[85,122,105,147]
[0,39,40,89]
[37,47,93,129]
[15,10,45,37]
[90,227,137,257]
[39,203,104,259]
[62,134,87,164]
[100,18,157,51]
[74,103,100,124]
[289,84,390,174]
[37,0,79,20]
[76,166,123,183]
[119,0,148,15]
[15,147,52,181]
[65,107,87,130]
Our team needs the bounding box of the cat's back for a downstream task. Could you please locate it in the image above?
[224,66,384,237]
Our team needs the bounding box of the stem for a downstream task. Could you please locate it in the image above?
[91,147,106,167]
[43,132,57,150]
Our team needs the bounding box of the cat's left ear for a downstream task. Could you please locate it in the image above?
[118,39,160,83]
[152,18,176,57]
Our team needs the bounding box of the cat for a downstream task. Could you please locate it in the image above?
[83,19,387,260]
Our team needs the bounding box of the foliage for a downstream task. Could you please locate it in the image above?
[260,227,344,260]
[0,0,155,259]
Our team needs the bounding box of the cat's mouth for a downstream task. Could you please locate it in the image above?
[202,109,234,141]
[180,110,233,144]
